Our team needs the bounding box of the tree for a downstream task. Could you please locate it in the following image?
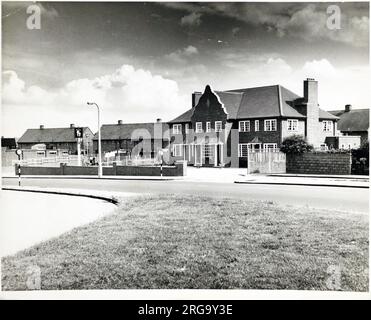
[280,135,314,154]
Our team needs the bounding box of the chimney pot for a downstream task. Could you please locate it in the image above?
[70,124,75,128]
[118,120,123,125]
[345,104,352,112]
[40,125,44,130]
[156,118,162,123]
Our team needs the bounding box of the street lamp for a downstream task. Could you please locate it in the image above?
[87,102,103,178]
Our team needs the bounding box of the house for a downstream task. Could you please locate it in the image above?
[92,119,170,160]
[168,78,339,167]
[1,137,17,150]
[329,105,369,145]
[17,124,94,155]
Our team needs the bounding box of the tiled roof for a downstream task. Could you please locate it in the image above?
[93,122,170,140]
[329,109,369,131]
[18,127,92,144]
[169,84,337,122]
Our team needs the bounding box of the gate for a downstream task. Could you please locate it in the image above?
[247,150,286,174]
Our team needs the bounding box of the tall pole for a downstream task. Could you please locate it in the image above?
[87,102,103,178]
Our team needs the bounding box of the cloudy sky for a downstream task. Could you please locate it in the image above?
[1,1,369,137]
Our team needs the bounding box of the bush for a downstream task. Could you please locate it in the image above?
[280,135,314,154]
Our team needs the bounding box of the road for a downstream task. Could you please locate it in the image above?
[2,177,368,213]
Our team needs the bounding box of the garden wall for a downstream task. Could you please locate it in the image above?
[16,161,186,177]
[286,153,351,175]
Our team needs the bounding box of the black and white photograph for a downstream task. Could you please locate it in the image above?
[0,0,369,302]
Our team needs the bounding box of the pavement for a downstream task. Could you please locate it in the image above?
[3,166,368,188]
[0,190,117,256]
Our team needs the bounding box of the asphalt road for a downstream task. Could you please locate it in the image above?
[2,177,368,214]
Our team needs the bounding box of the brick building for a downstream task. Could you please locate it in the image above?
[17,124,94,155]
[92,120,170,160]
[329,105,369,145]
[168,78,339,167]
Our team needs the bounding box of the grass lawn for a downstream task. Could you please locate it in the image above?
[1,194,368,291]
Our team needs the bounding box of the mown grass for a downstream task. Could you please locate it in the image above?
[1,194,368,291]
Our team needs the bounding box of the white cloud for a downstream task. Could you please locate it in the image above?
[180,12,202,27]
[164,45,199,64]
[2,65,188,136]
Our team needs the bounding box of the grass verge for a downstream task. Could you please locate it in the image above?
[1,194,368,290]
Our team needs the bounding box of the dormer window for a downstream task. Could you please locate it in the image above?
[172,124,182,134]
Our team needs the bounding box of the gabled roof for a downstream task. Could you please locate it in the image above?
[329,109,369,131]
[169,84,338,123]
[93,122,169,140]
[1,137,17,149]
[18,127,92,144]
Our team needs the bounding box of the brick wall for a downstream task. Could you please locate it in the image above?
[286,153,351,175]
[16,161,186,176]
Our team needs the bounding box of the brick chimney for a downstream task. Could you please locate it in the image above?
[156,118,162,123]
[40,125,44,130]
[345,104,352,112]
[304,78,319,147]
[70,124,75,128]
[118,120,123,125]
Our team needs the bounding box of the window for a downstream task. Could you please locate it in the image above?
[239,121,250,132]
[173,144,182,157]
[238,144,249,157]
[206,122,211,132]
[172,124,182,134]
[215,121,222,132]
[196,122,203,133]
[49,151,57,155]
[264,119,277,131]
[287,119,298,132]
[185,123,189,134]
[255,120,259,132]
[322,121,333,132]
[263,143,278,150]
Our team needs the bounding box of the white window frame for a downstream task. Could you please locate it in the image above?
[172,124,182,135]
[196,122,203,133]
[239,121,250,132]
[264,119,277,131]
[215,121,222,132]
[185,123,189,134]
[263,143,278,151]
[206,121,211,133]
[49,151,57,155]
[255,120,259,132]
[322,121,333,132]
[287,119,298,132]
[173,144,182,157]
[238,143,249,157]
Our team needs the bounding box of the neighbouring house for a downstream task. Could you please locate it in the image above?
[329,105,369,146]
[168,78,339,168]
[17,124,94,155]
[1,137,17,150]
[92,119,170,160]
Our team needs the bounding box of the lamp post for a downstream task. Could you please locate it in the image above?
[87,102,103,178]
